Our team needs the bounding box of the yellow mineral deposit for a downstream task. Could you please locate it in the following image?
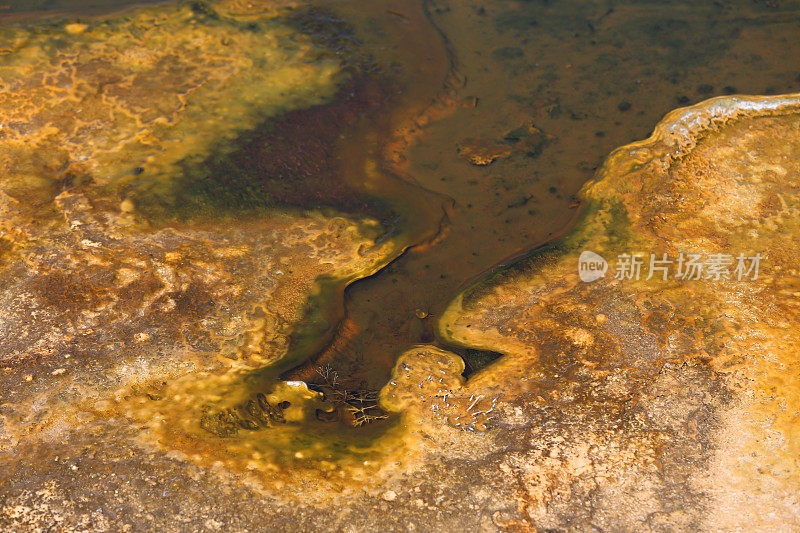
[0,0,341,214]
[3,0,800,529]
[0,0,455,504]
[0,0,399,472]
[438,93,800,529]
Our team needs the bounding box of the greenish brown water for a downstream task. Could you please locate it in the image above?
[284,0,800,393]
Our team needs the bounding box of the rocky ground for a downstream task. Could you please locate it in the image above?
[1,1,799,531]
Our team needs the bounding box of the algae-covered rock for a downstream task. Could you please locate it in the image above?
[0,0,343,217]
[0,0,399,498]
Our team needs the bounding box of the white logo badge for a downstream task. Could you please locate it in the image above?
[578,250,607,282]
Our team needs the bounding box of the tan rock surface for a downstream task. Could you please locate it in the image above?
[2,1,800,530]
[437,94,800,531]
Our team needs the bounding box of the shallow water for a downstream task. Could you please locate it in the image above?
[284,0,800,390]
[2,3,800,527]
[5,0,800,446]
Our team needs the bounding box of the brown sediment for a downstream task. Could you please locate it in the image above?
[276,0,461,384]
[457,137,513,166]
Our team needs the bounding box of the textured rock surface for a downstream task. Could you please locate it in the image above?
[0,0,342,217]
[437,94,800,531]
[5,89,797,531]
[2,0,800,531]
[0,2,402,527]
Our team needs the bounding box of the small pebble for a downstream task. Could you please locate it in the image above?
[120,199,135,213]
[65,23,88,35]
